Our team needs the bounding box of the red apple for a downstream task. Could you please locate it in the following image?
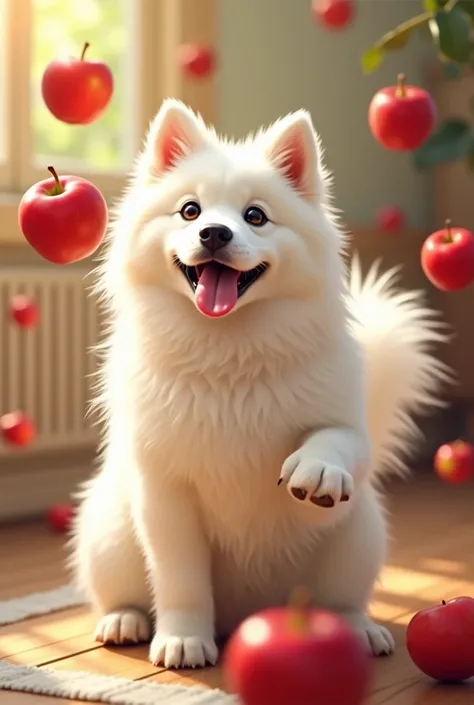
[10,295,40,328]
[368,73,436,151]
[312,0,355,29]
[47,503,76,533]
[376,205,405,233]
[407,597,474,681]
[224,590,372,705]
[178,44,215,78]
[18,166,108,264]
[434,440,474,484]
[421,219,474,292]
[0,411,36,447]
[41,42,113,125]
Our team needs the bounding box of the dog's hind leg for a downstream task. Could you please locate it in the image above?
[308,483,395,656]
[69,467,152,645]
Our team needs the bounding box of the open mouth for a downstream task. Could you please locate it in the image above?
[174,258,269,318]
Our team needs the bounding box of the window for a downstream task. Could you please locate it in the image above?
[30,0,136,177]
[0,0,216,245]
[0,0,12,189]
[2,0,159,199]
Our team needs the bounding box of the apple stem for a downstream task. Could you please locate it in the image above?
[396,73,406,98]
[442,600,447,606]
[288,586,311,633]
[443,218,453,244]
[80,42,90,60]
[46,166,65,196]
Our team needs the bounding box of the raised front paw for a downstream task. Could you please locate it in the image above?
[279,451,353,508]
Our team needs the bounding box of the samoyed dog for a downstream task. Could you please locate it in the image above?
[71,99,448,669]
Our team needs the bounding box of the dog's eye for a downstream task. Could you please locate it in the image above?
[244,206,268,227]
[180,201,201,221]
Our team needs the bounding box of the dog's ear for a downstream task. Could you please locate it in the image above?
[144,99,209,176]
[261,110,322,202]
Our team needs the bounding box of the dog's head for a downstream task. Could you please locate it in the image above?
[107,99,345,319]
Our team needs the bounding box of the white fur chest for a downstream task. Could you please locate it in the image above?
[132,364,309,481]
[107,300,362,560]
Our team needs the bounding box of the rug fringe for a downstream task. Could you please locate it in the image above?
[0,661,237,704]
[0,584,85,626]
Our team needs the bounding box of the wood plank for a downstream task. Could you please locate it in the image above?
[0,608,96,660]
[148,664,227,691]
[369,678,474,705]
[43,643,165,680]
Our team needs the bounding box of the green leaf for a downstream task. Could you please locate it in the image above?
[443,62,462,78]
[429,7,472,63]
[414,120,473,169]
[457,0,474,22]
[381,26,413,50]
[361,12,431,74]
[424,0,440,11]
[377,14,431,52]
[361,47,383,74]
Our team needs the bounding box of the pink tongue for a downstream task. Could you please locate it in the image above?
[195,263,240,317]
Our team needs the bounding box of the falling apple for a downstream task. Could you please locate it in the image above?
[376,205,405,233]
[368,73,436,151]
[0,411,36,447]
[434,440,474,484]
[18,166,108,265]
[41,42,113,125]
[224,588,372,705]
[178,44,215,78]
[407,597,474,681]
[312,0,355,30]
[421,219,474,292]
[47,503,76,533]
[9,295,40,328]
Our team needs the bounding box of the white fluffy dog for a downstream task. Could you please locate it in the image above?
[71,99,448,669]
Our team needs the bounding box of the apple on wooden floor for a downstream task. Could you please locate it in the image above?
[9,295,40,328]
[368,73,436,151]
[0,411,36,447]
[18,165,108,265]
[407,597,474,682]
[311,0,355,30]
[41,42,113,125]
[434,440,474,484]
[224,588,372,705]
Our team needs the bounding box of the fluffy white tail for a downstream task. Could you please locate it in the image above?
[349,256,453,481]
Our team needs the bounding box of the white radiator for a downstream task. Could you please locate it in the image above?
[0,267,101,456]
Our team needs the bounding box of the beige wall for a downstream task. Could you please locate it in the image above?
[217,0,434,228]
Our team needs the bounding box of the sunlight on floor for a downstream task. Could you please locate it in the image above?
[378,565,442,595]
[420,558,464,575]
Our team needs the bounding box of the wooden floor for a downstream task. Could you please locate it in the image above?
[1,473,474,704]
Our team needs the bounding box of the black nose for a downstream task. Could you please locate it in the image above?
[199,224,233,252]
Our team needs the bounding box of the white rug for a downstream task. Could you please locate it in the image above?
[0,661,238,704]
[0,585,84,626]
[0,585,239,704]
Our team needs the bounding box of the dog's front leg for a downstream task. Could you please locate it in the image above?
[132,479,217,669]
[279,427,370,508]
